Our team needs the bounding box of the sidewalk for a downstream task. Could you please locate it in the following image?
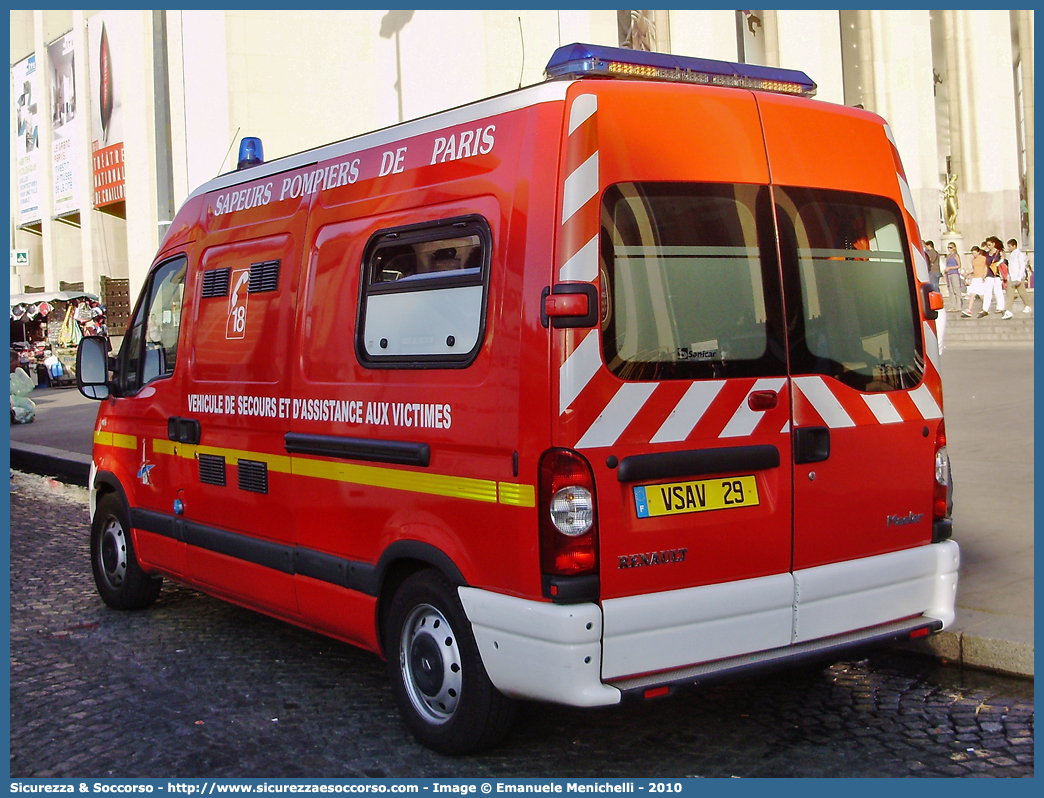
[8,384,95,485]
[899,347,1034,677]
[9,350,1034,679]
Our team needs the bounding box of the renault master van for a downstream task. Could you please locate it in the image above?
[77,43,958,755]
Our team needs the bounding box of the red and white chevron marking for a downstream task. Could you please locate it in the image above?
[556,91,605,437]
[558,92,600,284]
[561,371,943,451]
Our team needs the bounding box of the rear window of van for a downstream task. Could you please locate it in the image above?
[599,182,788,382]
[599,182,922,392]
[775,187,923,392]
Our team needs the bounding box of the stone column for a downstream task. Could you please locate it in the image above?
[942,12,964,195]
[775,10,844,105]
[761,10,780,67]
[120,10,160,301]
[855,11,876,112]
[1014,10,1034,247]
[668,10,739,61]
[868,10,940,239]
[951,10,1021,248]
[34,11,58,291]
[73,10,97,295]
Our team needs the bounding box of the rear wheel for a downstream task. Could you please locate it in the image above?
[384,569,516,754]
[91,493,162,610]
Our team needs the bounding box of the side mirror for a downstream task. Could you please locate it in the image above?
[77,335,111,400]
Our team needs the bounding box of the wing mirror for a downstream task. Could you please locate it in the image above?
[77,335,111,400]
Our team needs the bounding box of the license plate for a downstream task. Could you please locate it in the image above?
[634,475,760,518]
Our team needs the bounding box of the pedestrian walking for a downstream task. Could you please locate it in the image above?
[1002,238,1032,318]
[924,241,941,292]
[980,237,1006,316]
[961,246,989,317]
[943,242,963,311]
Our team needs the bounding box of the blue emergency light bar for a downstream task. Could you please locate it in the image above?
[544,42,817,98]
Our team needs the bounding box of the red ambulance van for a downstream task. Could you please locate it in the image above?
[77,43,958,754]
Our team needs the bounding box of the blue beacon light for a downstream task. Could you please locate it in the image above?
[543,42,817,98]
[237,136,264,170]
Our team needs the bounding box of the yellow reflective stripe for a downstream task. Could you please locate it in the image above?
[293,457,499,504]
[94,431,137,450]
[498,481,536,508]
[145,438,529,506]
[152,438,177,456]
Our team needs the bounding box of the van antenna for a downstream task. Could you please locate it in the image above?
[518,16,525,88]
[216,126,241,176]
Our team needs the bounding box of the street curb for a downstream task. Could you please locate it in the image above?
[10,443,90,487]
[894,633,1034,679]
[892,606,1034,679]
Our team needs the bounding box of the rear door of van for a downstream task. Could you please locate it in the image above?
[757,95,942,641]
[553,81,940,683]
[552,82,796,681]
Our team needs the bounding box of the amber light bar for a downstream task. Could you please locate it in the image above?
[545,42,818,98]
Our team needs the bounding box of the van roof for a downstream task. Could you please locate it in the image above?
[187,81,570,205]
[189,43,823,206]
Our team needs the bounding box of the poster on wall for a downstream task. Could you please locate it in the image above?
[87,11,127,210]
[13,55,41,225]
[48,32,81,217]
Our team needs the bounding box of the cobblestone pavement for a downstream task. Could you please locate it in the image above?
[10,472,1033,778]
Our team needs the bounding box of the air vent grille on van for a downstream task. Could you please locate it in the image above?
[201,268,231,298]
[249,260,280,293]
[198,453,227,486]
[238,459,269,494]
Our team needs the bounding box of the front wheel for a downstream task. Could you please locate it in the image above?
[91,493,162,610]
[385,570,516,755]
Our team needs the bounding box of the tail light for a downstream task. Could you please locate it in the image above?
[538,449,598,575]
[933,421,952,520]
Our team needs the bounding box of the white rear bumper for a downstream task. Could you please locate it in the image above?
[460,540,959,705]
[457,587,621,706]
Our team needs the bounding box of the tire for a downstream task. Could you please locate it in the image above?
[91,493,162,610]
[384,569,516,755]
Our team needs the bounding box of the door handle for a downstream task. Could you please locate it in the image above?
[794,426,830,464]
[168,417,201,445]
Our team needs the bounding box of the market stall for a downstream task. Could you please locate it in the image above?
[10,289,101,387]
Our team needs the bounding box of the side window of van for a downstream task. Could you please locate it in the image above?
[357,216,490,367]
[119,256,187,394]
[775,188,923,392]
[599,183,787,381]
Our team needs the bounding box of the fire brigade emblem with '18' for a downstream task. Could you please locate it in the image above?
[226,268,250,340]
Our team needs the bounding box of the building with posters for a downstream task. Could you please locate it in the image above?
[9,9,1034,305]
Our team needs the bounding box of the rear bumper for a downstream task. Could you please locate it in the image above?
[459,540,958,707]
[602,540,960,681]
[457,587,621,707]
[610,615,943,698]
